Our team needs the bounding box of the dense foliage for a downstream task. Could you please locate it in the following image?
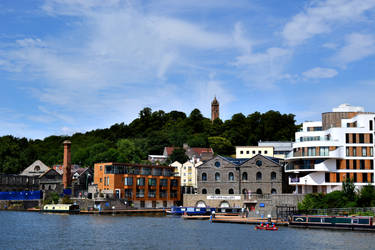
[298,179,375,210]
[0,108,299,174]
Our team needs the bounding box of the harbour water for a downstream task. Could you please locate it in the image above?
[1,211,375,250]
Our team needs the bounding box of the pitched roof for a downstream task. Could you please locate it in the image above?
[20,160,50,177]
[164,146,213,156]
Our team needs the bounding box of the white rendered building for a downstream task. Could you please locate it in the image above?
[286,104,375,194]
[170,160,202,193]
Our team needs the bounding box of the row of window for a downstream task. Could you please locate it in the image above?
[201,172,277,181]
[340,159,374,170]
[101,177,177,187]
[345,133,373,144]
[124,189,176,198]
[201,188,277,195]
[325,172,374,183]
[239,150,268,155]
[345,147,373,157]
[102,165,173,176]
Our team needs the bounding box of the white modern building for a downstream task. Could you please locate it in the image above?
[285,104,375,194]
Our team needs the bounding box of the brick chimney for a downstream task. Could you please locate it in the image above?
[62,140,72,189]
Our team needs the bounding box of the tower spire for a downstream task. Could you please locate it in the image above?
[211,96,219,122]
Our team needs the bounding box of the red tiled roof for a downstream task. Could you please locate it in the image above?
[164,146,213,156]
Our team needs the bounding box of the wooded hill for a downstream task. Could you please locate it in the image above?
[0,108,300,174]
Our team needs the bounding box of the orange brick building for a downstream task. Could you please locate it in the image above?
[94,162,181,208]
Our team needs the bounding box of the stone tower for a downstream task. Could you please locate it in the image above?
[211,97,219,122]
[62,140,72,189]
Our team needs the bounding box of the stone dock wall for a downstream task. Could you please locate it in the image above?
[183,194,305,217]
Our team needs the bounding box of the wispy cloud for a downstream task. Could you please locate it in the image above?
[332,33,375,66]
[282,0,375,46]
[302,67,338,79]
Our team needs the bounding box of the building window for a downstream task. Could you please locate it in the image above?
[160,179,168,187]
[336,173,340,183]
[246,151,249,154]
[353,134,357,143]
[271,172,276,180]
[148,190,156,198]
[252,151,256,154]
[228,172,234,181]
[258,151,261,154]
[346,147,349,156]
[360,160,365,170]
[353,147,357,156]
[202,173,207,181]
[362,147,367,157]
[215,173,221,181]
[370,120,373,131]
[353,160,357,169]
[125,189,132,198]
[363,173,368,183]
[359,134,365,143]
[100,166,102,171]
[202,189,207,194]
[137,178,145,186]
[229,188,234,194]
[256,172,262,180]
[371,147,374,157]
[371,160,374,170]
[256,189,262,194]
[308,147,316,156]
[271,189,277,194]
[136,189,144,198]
[354,173,357,183]
[319,147,329,156]
[325,173,330,182]
[148,178,156,186]
[346,133,350,143]
[242,172,248,181]
[215,188,221,194]
[215,161,221,168]
[370,134,373,144]
[240,150,243,154]
[100,178,102,183]
[346,160,349,169]
[256,160,262,167]
[124,177,133,186]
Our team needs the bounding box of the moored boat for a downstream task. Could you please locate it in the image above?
[42,204,80,214]
[290,215,375,231]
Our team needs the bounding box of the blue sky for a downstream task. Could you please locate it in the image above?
[1,0,375,139]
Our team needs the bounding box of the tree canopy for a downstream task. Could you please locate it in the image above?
[0,107,299,174]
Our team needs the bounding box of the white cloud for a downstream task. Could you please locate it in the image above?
[302,67,338,78]
[234,47,292,88]
[282,0,375,46]
[333,33,375,65]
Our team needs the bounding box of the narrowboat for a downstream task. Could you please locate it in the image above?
[290,215,375,231]
[42,204,80,214]
[168,206,215,216]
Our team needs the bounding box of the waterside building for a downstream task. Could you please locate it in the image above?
[93,162,181,208]
[285,104,375,194]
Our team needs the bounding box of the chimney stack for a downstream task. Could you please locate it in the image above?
[62,140,72,189]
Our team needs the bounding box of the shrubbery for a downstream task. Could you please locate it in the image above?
[298,179,375,210]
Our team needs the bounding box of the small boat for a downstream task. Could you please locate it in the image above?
[255,224,278,231]
[42,204,80,214]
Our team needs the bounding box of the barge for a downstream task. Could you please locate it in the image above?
[290,215,375,231]
[42,204,80,214]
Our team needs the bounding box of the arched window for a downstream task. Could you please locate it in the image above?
[271,188,277,194]
[271,172,276,180]
[220,201,230,208]
[256,172,262,180]
[228,172,234,181]
[228,188,234,194]
[196,200,206,207]
[256,188,262,194]
[202,189,207,194]
[256,160,262,166]
[242,189,248,194]
[34,166,40,172]
[242,172,248,181]
[215,188,221,194]
[215,172,221,181]
[202,173,207,181]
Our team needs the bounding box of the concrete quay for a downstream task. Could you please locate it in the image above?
[183,215,288,226]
